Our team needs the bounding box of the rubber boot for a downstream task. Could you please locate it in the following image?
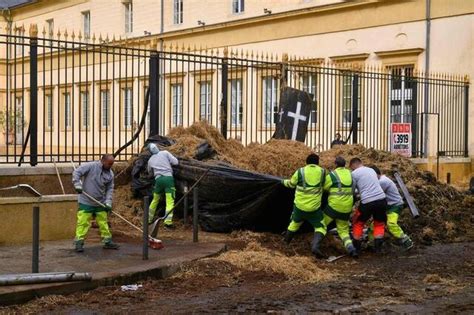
[283,230,295,244]
[374,238,384,254]
[353,239,362,252]
[347,243,359,258]
[103,239,120,250]
[74,240,84,253]
[400,235,414,251]
[311,232,326,259]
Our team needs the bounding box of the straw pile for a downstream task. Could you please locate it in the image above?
[113,121,472,244]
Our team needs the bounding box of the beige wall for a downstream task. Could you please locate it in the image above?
[0,0,472,159]
[6,0,342,39]
[0,195,77,245]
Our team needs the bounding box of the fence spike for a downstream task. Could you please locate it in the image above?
[106,33,110,42]
[223,46,229,58]
[56,28,62,39]
[5,24,10,34]
[78,30,82,40]
[29,23,38,37]
[181,42,185,52]
[64,28,69,40]
[112,34,116,42]
[92,33,96,43]
[71,30,76,40]
[464,75,470,83]
[41,25,46,37]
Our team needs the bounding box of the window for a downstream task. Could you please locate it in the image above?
[341,73,361,127]
[46,19,54,45]
[199,81,212,121]
[123,88,133,128]
[124,1,133,33]
[46,95,53,129]
[82,11,91,40]
[230,79,243,127]
[390,66,414,124]
[173,0,183,25]
[101,90,110,128]
[262,76,278,127]
[301,73,317,125]
[80,91,89,129]
[232,0,244,13]
[63,92,72,129]
[171,84,183,127]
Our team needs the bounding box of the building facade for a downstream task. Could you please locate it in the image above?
[0,0,472,183]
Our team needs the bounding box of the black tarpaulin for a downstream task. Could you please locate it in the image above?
[174,159,293,232]
[131,146,294,232]
[273,87,314,142]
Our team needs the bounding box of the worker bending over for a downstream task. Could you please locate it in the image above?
[72,154,119,252]
[147,143,179,228]
[371,166,414,250]
[282,153,327,258]
[350,157,387,253]
[322,156,358,257]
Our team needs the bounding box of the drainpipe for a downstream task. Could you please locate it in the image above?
[423,0,431,158]
[159,0,164,51]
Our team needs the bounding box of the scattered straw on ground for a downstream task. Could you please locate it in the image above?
[213,241,335,284]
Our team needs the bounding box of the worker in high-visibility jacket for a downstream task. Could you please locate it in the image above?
[370,166,414,250]
[282,153,327,258]
[322,156,358,257]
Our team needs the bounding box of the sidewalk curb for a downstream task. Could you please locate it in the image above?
[0,243,226,306]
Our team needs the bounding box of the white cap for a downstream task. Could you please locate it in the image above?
[148,143,160,155]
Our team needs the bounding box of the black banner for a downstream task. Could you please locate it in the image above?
[272,87,314,142]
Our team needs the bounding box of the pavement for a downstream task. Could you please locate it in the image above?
[0,236,226,306]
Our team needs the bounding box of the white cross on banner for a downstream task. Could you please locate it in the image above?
[287,102,307,140]
[273,87,313,142]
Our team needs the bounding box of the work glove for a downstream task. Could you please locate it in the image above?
[105,203,112,212]
[74,185,83,194]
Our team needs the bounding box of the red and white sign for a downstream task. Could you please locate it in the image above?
[391,123,411,157]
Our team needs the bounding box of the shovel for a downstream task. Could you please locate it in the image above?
[149,168,210,238]
[326,254,346,263]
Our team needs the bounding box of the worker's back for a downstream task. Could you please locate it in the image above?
[379,175,403,206]
[352,166,385,204]
[325,167,353,213]
[147,150,178,178]
[284,164,325,212]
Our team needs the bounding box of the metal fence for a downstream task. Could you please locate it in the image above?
[0,28,470,165]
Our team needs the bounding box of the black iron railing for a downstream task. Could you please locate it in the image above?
[0,29,469,165]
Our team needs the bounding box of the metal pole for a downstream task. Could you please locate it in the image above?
[183,185,188,225]
[193,187,199,243]
[437,113,440,179]
[411,78,418,157]
[351,74,359,144]
[423,0,431,157]
[32,206,40,273]
[143,196,149,260]
[464,83,469,158]
[149,51,159,137]
[29,26,38,166]
[220,50,229,139]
